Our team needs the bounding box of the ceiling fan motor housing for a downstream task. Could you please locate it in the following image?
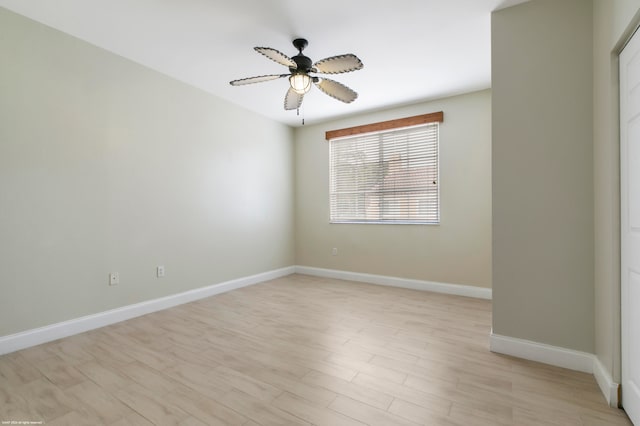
[291,38,312,73]
[291,54,313,73]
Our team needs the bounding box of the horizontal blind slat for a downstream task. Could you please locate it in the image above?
[329,121,439,224]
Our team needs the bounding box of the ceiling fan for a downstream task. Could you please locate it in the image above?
[229,38,363,111]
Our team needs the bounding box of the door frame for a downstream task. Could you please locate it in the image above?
[619,19,640,413]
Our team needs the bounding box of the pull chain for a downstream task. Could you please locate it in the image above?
[296,106,305,125]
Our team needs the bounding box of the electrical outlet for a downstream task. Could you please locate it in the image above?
[332,248,338,256]
[109,272,119,286]
[157,265,165,278]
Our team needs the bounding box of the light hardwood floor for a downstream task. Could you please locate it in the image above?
[0,274,632,425]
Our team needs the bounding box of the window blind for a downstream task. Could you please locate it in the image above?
[329,122,439,224]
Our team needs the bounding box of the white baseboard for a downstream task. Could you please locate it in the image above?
[0,266,295,356]
[0,265,488,355]
[295,266,492,300]
[1,264,619,408]
[489,331,594,373]
[593,356,620,407]
[490,332,621,406]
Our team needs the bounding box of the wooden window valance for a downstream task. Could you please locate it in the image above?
[325,111,443,140]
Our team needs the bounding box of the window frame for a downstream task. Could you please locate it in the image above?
[326,112,443,225]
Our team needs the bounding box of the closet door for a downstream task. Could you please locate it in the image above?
[620,26,640,425]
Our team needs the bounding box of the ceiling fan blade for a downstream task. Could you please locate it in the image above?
[255,47,297,68]
[313,54,363,74]
[284,87,304,110]
[315,78,358,103]
[229,74,287,86]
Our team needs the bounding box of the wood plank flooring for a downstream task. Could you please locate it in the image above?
[0,274,632,425]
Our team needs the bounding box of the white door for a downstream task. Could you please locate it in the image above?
[621,27,640,425]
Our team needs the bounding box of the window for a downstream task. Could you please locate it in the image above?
[327,112,442,224]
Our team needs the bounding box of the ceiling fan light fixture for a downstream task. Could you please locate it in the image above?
[289,73,312,94]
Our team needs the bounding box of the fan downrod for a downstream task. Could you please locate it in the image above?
[292,38,308,53]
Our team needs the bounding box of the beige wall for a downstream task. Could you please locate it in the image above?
[593,0,640,384]
[0,8,295,336]
[492,0,594,352]
[295,90,492,288]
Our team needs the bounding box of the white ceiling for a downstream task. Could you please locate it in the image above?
[0,0,529,127]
